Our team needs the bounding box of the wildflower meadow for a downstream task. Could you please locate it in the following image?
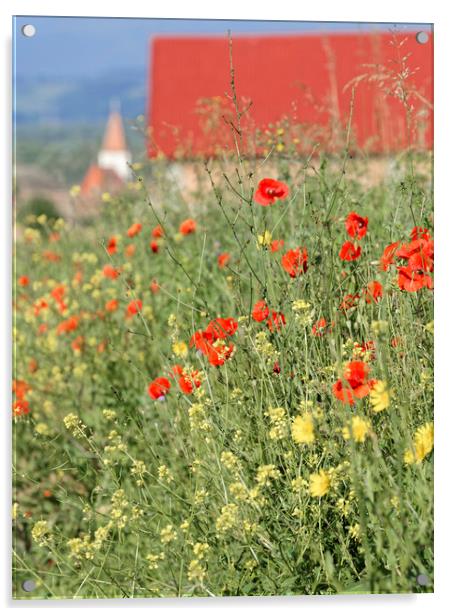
[12,44,433,599]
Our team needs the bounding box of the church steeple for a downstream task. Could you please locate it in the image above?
[97,102,131,180]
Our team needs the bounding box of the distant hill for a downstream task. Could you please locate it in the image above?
[14,67,146,125]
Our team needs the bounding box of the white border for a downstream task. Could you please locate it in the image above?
[2,1,451,614]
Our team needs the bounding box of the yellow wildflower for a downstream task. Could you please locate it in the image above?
[404,422,434,465]
[172,340,188,358]
[342,416,371,443]
[257,230,272,248]
[370,380,391,412]
[309,470,331,498]
[291,413,315,444]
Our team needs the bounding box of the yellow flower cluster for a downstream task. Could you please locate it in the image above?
[229,481,248,501]
[220,451,242,475]
[110,489,129,529]
[188,402,211,433]
[103,430,127,465]
[63,413,87,438]
[254,331,279,364]
[215,503,239,535]
[31,520,50,546]
[102,409,117,421]
[158,464,174,484]
[291,300,313,326]
[255,464,280,488]
[131,460,147,486]
[67,524,112,561]
[265,406,288,440]
[146,551,165,570]
[160,524,177,544]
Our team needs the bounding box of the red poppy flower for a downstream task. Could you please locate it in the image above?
[332,379,355,405]
[125,244,136,258]
[103,264,120,279]
[281,247,308,277]
[343,361,370,391]
[13,399,30,416]
[270,239,285,253]
[273,362,281,374]
[49,232,60,242]
[396,237,434,271]
[126,299,142,317]
[354,340,377,361]
[206,341,234,366]
[205,317,238,340]
[149,240,160,253]
[73,270,83,285]
[252,300,270,322]
[364,281,383,303]
[148,377,171,400]
[410,227,431,241]
[51,285,66,302]
[379,241,400,271]
[180,219,197,235]
[127,222,142,238]
[312,318,329,336]
[18,275,30,287]
[34,299,49,317]
[217,253,230,269]
[56,316,79,335]
[178,370,202,395]
[97,340,107,353]
[105,299,119,312]
[339,241,361,261]
[171,364,185,377]
[13,379,30,400]
[397,266,433,292]
[345,212,368,239]
[106,236,118,255]
[254,178,289,206]
[332,360,373,405]
[152,225,164,239]
[42,250,61,262]
[190,330,215,354]
[28,358,39,373]
[266,311,286,332]
[150,280,160,294]
[71,336,85,352]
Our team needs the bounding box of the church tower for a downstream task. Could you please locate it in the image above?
[97,103,132,181]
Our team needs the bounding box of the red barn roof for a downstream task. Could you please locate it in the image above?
[148,32,433,158]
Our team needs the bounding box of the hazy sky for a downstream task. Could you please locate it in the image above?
[13,16,431,79]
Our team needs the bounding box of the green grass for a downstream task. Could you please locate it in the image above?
[13,149,433,599]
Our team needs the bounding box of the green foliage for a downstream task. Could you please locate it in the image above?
[18,196,60,227]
